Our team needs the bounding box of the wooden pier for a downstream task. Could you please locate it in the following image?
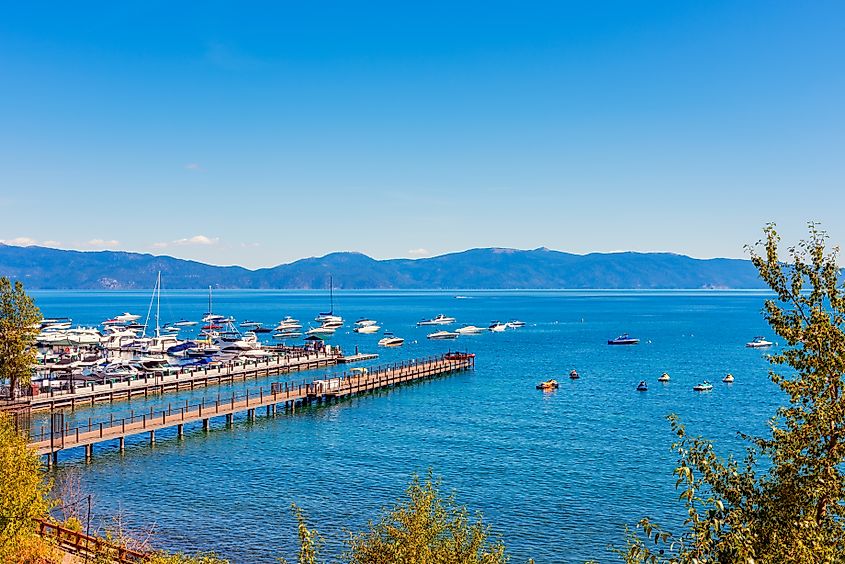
[30,353,474,467]
[20,349,353,413]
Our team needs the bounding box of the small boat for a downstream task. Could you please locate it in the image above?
[273,332,302,339]
[722,373,734,383]
[608,334,640,345]
[569,369,579,380]
[251,326,272,334]
[488,321,508,332]
[378,333,404,347]
[355,318,378,327]
[693,381,713,391]
[746,336,773,348]
[306,326,336,336]
[417,314,457,326]
[354,324,381,334]
[115,312,141,323]
[239,320,261,328]
[658,372,670,382]
[636,381,648,392]
[455,325,485,335]
[536,379,559,390]
[174,320,198,327]
[202,313,225,323]
[506,320,526,328]
[427,330,459,340]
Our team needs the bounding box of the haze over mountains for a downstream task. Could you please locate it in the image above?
[0,244,765,290]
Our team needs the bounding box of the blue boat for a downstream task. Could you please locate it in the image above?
[636,380,648,392]
[608,334,640,345]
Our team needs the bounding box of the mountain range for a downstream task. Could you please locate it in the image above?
[0,244,765,290]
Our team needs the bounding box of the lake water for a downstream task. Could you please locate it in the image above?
[31,290,781,563]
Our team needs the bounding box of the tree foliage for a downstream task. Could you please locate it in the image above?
[345,470,509,564]
[0,277,41,399]
[622,223,845,563]
[0,412,53,562]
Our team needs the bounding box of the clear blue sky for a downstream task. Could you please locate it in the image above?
[1,1,842,267]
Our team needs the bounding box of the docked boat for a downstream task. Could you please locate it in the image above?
[427,330,459,340]
[693,380,714,391]
[354,324,381,334]
[251,325,272,334]
[417,314,457,326]
[488,321,508,332]
[115,312,141,323]
[506,320,526,328]
[378,333,404,347]
[536,379,559,390]
[658,372,670,382]
[722,373,734,383]
[174,320,198,327]
[569,369,579,380]
[608,334,640,345]
[275,317,303,331]
[637,381,648,391]
[455,325,485,335]
[746,336,773,348]
[306,326,336,336]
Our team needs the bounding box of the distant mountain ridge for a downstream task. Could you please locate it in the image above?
[0,244,765,290]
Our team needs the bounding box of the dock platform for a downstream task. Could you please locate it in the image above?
[29,353,475,466]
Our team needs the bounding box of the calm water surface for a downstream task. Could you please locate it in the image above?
[32,290,781,563]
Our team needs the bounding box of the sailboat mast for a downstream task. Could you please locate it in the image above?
[329,275,333,315]
[155,271,161,337]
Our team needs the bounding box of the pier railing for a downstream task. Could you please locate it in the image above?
[28,353,474,452]
[35,518,146,563]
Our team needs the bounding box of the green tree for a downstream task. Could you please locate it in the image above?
[0,412,53,561]
[0,277,41,400]
[346,470,509,564]
[621,223,845,562]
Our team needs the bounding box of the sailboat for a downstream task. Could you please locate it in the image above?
[144,272,181,354]
[315,276,343,324]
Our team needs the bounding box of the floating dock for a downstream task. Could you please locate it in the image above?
[29,353,475,467]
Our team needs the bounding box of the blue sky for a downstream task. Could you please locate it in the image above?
[1,1,843,267]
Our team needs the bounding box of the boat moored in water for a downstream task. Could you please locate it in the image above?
[417,314,457,326]
[488,321,508,332]
[354,324,381,334]
[506,320,526,328]
[455,325,485,335]
[722,373,734,383]
[658,372,670,382]
[693,380,714,391]
[608,334,640,345]
[427,330,459,340]
[378,333,404,347]
[569,369,579,379]
[746,336,773,348]
[536,379,559,390]
[637,380,648,391]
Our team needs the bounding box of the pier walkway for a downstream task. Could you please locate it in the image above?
[30,353,474,466]
[21,349,350,413]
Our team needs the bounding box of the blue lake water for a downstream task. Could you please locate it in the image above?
[31,290,782,563]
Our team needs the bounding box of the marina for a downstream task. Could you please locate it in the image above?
[25,353,475,467]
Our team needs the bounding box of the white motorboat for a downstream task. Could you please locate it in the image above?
[488,321,508,332]
[115,312,141,323]
[275,316,303,331]
[455,325,485,335]
[354,324,381,334]
[427,330,459,340]
[274,331,303,339]
[378,333,405,347]
[355,318,378,327]
[506,320,526,328]
[417,314,457,326]
[307,326,336,336]
[239,320,261,328]
[202,313,225,323]
[174,320,198,327]
[746,336,773,348]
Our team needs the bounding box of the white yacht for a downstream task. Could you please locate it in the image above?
[488,321,508,332]
[417,314,457,326]
[427,330,459,340]
[455,325,485,335]
[307,326,336,336]
[746,336,773,348]
[354,324,381,334]
[355,318,378,327]
[378,333,404,347]
[506,320,526,328]
[115,312,141,323]
[174,320,198,327]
